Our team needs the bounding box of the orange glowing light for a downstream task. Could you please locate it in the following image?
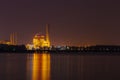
[42,54,50,80]
[32,53,50,80]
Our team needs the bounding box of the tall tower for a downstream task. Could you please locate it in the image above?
[46,24,50,47]
[15,33,17,45]
[10,33,17,45]
[10,33,14,45]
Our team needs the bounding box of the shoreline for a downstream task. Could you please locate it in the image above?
[0,50,120,55]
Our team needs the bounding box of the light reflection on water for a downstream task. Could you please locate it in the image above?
[0,53,120,80]
[27,53,50,80]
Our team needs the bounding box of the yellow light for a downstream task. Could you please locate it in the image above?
[33,34,51,49]
[32,53,50,80]
[32,54,41,80]
[42,54,50,80]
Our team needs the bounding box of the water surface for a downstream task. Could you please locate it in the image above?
[0,53,120,80]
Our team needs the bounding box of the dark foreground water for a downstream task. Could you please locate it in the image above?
[0,53,120,80]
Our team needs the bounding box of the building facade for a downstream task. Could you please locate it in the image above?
[33,24,50,49]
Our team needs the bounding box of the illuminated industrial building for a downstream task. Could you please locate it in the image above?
[0,40,11,45]
[0,33,17,45]
[33,24,50,49]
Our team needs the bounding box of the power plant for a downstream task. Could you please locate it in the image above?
[0,33,17,45]
[33,24,50,49]
[27,24,51,50]
[0,24,51,50]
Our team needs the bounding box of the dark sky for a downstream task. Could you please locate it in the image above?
[0,0,120,46]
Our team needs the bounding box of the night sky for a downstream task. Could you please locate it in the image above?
[0,0,120,46]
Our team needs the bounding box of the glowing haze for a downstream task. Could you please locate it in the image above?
[0,0,120,46]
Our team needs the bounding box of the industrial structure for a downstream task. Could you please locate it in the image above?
[10,33,17,45]
[0,33,17,45]
[32,24,51,49]
[0,40,11,45]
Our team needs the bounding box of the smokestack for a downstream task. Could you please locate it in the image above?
[10,33,14,45]
[10,33,17,45]
[10,33,13,45]
[14,33,17,45]
[13,33,15,45]
[46,24,50,47]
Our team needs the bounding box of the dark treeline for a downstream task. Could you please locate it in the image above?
[84,45,120,52]
[0,44,27,53]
